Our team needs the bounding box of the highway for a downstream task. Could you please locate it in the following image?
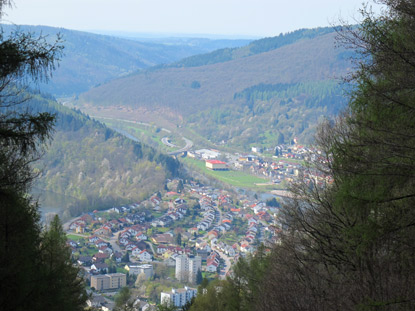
[161,137,177,148]
[161,136,193,155]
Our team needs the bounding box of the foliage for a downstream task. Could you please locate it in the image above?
[196,269,203,285]
[78,27,351,149]
[114,287,132,310]
[251,1,415,310]
[123,251,130,263]
[156,303,177,311]
[0,25,250,96]
[0,189,43,311]
[176,179,184,193]
[265,197,279,207]
[0,2,87,310]
[192,1,415,310]
[176,232,182,246]
[190,247,271,311]
[172,27,337,68]
[25,96,181,215]
[40,215,88,310]
[191,80,347,147]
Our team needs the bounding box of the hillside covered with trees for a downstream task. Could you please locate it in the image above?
[169,27,338,68]
[26,94,181,216]
[76,28,352,148]
[0,24,251,96]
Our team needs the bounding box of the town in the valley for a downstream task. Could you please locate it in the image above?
[65,143,328,310]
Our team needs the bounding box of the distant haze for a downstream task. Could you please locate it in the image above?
[3,0,383,37]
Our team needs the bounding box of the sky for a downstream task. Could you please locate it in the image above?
[2,0,382,38]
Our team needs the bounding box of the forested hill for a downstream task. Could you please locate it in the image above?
[169,27,337,68]
[0,24,251,96]
[76,28,352,147]
[27,93,180,216]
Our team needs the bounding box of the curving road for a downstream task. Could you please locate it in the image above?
[161,137,177,148]
[161,136,193,155]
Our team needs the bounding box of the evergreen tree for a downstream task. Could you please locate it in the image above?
[0,190,43,311]
[0,2,87,311]
[123,251,130,263]
[156,303,177,311]
[266,197,279,207]
[114,287,132,311]
[196,269,203,285]
[39,215,87,311]
[256,1,415,310]
[189,1,415,310]
[190,247,270,311]
[176,179,184,193]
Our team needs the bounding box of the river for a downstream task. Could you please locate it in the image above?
[32,188,78,223]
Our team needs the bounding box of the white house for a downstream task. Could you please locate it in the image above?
[206,262,218,272]
[132,247,142,257]
[139,250,152,262]
[135,232,147,241]
[157,245,168,254]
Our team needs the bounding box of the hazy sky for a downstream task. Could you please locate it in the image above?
[3,0,381,37]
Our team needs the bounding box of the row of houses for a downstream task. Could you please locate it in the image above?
[206,251,220,272]
[212,241,237,258]
[197,205,216,231]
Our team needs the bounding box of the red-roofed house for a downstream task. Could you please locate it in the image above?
[245,214,253,220]
[207,230,219,240]
[205,160,228,171]
[93,252,109,262]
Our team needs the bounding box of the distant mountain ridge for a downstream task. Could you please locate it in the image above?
[79,30,348,111]
[0,24,251,96]
[168,27,337,68]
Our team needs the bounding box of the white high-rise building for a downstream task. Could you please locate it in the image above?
[160,287,197,307]
[175,255,201,283]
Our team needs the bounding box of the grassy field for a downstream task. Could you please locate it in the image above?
[182,157,282,190]
[116,267,128,274]
[66,234,87,241]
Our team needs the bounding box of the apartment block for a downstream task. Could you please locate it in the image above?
[160,287,197,307]
[124,264,153,279]
[175,255,201,284]
[91,273,126,291]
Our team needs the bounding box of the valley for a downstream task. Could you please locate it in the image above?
[3,0,413,309]
[73,27,351,151]
[2,21,351,310]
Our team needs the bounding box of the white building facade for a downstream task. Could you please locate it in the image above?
[160,287,197,307]
[125,264,153,279]
[175,255,202,283]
